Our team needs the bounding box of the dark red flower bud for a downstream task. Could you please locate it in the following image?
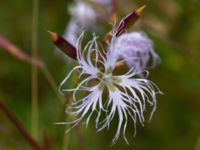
[48,31,77,60]
[115,5,146,36]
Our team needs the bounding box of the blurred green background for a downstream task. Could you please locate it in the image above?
[0,0,200,149]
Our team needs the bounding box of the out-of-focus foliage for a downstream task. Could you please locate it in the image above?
[0,0,200,149]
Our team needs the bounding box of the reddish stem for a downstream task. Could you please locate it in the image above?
[112,0,118,13]
[0,34,44,68]
[43,132,51,150]
[0,100,41,150]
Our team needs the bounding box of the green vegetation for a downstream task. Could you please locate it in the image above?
[0,0,200,149]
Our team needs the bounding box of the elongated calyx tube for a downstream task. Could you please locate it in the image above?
[115,5,146,36]
[103,5,146,43]
[48,31,77,60]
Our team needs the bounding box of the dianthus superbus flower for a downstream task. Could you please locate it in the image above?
[59,31,162,144]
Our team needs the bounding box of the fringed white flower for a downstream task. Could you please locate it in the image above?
[59,32,162,145]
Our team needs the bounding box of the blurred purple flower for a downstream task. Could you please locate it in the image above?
[113,32,161,72]
[64,2,97,46]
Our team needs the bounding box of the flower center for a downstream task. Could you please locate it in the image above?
[97,68,121,92]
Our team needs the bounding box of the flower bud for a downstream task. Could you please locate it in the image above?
[48,31,77,60]
[115,5,146,36]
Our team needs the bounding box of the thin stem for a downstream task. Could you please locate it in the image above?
[40,65,65,105]
[0,100,41,150]
[112,0,118,13]
[76,123,83,150]
[0,33,65,109]
[62,72,76,150]
[62,95,73,150]
[31,0,39,140]
[42,132,51,150]
[62,131,70,150]
[62,122,83,150]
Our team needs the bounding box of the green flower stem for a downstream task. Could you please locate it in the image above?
[61,71,84,150]
[31,0,39,140]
